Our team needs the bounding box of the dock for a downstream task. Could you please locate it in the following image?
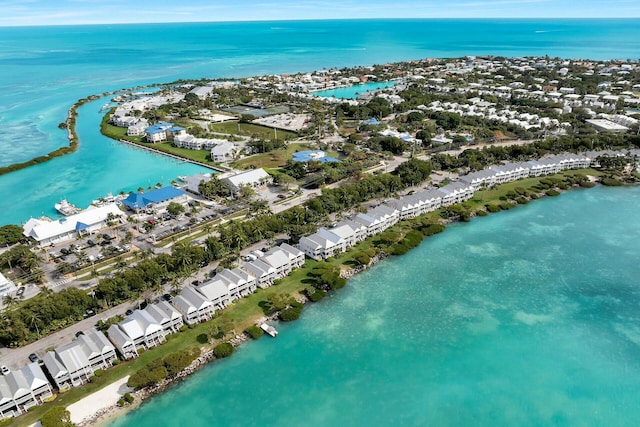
[260,323,278,337]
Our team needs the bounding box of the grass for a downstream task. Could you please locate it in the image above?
[232,143,314,169]
[209,121,297,141]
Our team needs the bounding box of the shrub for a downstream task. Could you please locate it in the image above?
[579,181,596,188]
[112,359,121,366]
[309,290,327,302]
[279,306,303,321]
[124,393,135,404]
[213,343,234,358]
[601,177,623,186]
[41,406,73,427]
[117,398,125,407]
[197,333,209,344]
[390,243,410,255]
[546,190,561,196]
[514,187,527,195]
[245,325,264,339]
[516,197,529,204]
[422,223,446,236]
[476,209,488,217]
[179,325,188,332]
[163,350,199,376]
[485,204,501,213]
[353,252,371,266]
[94,369,104,377]
[128,362,169,390]
[529,193,539,200]
[498,202,513,210]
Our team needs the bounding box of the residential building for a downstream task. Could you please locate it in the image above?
[0,363,53,420]
[0,272,16,298]
[144,302,184,333]
[195,278,231,309]
[241,259,277,288]
[121,187,189,212]
[210,141,235,162]
[220,168,271,195]
[106,326,138,360]
[172,286,214,325]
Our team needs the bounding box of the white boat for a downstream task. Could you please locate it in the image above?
[55,199,80,216]
[99,103,111,112]
[260,323,278,337]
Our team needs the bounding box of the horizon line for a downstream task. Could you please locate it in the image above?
[1,16,640,29]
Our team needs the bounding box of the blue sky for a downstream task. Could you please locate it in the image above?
[1,0,639,26]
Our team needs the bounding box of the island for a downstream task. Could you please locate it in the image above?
[1,55,640,426]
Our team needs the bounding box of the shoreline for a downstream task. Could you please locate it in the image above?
[75,179,628,427]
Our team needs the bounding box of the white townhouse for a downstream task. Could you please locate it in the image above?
[42,341,94,389]
[556,153,591,170]
[527,157,561,176]
[491,162,531,184]
[172,286,215,325]
[210,141,236,162]
[107,325,138,360]
[353,205,399,236]
[127,121,148,136]
[196,278,232,309]
[279,243,305,268]
[217,268,256,298]
[260,248,294,278]
[298,230,343,261]
[144,301,184,334]
[144,122,173,143]
[412,190,443,215]
[241,259,277,288]
[386,197,419,219]
[341,219,368,242]
[23,203,124,247]
[76,331,117,370]
[436,182,475,206]
[0,363,53,420]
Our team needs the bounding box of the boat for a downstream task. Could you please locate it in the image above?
[55,199,80,216]
[91,192,122,207]
[260,323,278,337]
[99,103,111,112]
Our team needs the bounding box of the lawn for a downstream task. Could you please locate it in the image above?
[209,121,297,141]
[232,142,314,169]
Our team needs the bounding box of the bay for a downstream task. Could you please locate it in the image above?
[109,186,640,426]
[1,19,640,224]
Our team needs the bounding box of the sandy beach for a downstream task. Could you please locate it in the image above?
[67,376,132,426]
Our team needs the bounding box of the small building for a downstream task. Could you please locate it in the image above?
[23,203,124,247]
[0,272,17,298]
[585,119,629,133]
[42,341,93,389]
[210,142,235,162]
[0,363,53,419]
[292,150,340,164]
[172,286,214,325]
[144,301,184,333]
[107,325,138,360]
[144,122,173,143]
[220,168,272,195]
[196,279,231,309]
[121,187,189,212]
[117,310,166,350]
[241,259,277,288]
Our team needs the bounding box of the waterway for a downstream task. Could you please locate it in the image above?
[2,19,640,225]
[110,185,640,426]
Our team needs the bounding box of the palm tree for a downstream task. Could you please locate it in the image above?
[2,295,17,307]
[30,313,41,336]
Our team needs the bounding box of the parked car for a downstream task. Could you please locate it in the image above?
[60,248,71,255]
[75,331,85,338]
[87,239,96,246]
[16,286,25,297]
[125,309,133,316]
[1,365,9,375]
[162,293,172,302]
[28,353,39,363]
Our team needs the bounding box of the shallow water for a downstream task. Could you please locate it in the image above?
[109,186,640,426]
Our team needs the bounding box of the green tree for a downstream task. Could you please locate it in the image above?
[0,224,24,245]
[166,202,185,217]
[41,406,75,427]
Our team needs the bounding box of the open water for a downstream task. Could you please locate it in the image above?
[110,186,640,426]
[1,19,640,224]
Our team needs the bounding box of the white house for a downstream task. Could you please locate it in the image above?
[114,310,166,351]
[0,272,17,298]
[144,301,184,333]
[279,243,305,268]
[23,203,124,247]
[106,325,138,360]
[220,168,271,195]
[196,278,231,309]
[172,286,214,325]
[241,259,277,288]
[42,341,94,389]
[210,141,235,162]
[0,363,53,419]
[217,268,256,299]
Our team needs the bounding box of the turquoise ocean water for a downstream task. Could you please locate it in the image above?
[1,19,640,224]
[110,186,640,426]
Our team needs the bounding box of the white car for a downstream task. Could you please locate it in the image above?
[0,365,9,375]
